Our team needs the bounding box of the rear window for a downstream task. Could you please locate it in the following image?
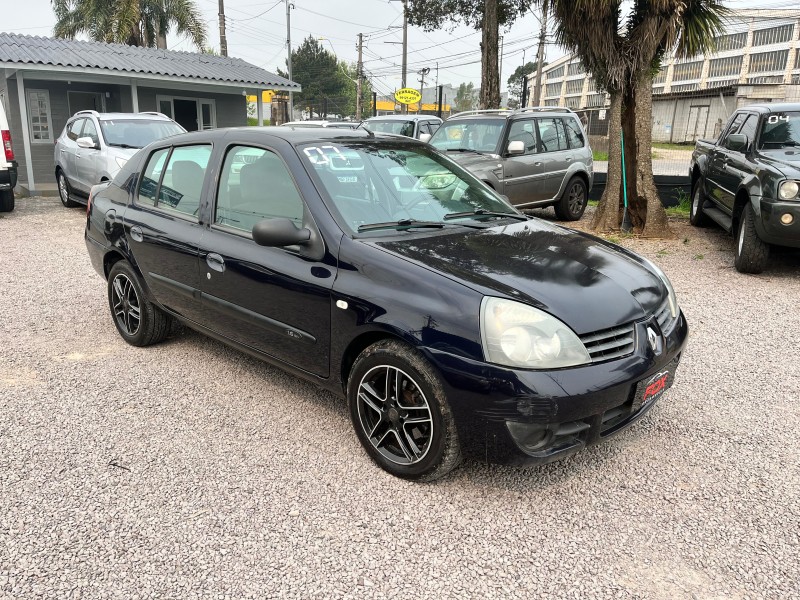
[363,120,415,137]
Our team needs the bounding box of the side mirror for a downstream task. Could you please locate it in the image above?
[77,136,98,149]
[252,218,311,247]
[726,133,748,152]
[507,140,525,155]
[419,133,432,143]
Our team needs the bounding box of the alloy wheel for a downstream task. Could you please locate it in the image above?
[568,182,585,216]
[58,174,69,203]
[738,217,745,255]
[356,365,434,466]
[111,274,141,336]
[692,188,700,217]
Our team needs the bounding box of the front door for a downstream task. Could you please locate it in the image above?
[75,118,101,192]
[157,96,216,132]
[707,112,746,208]
[124,144,212,323]
[198,143,333,377]
[501,118,548,205]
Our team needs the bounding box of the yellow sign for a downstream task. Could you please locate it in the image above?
[395,88,422,105]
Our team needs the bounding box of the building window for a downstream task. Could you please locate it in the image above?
[653,69,668,85]
[545,82,562,97]
[706,79,737,88]
[795,50,800,69]
[792,74,800,85]
[672,61,703,81]
[715,32,747,52]
[565,79,584,95]
[27,89,53,143]
[567,62,583,76]
[708,55,743,78]
[652,85,666,94]
[671,83,700,92]
[565,97,581,109]
[747,75,784,84]
[544,99,560,107]
[752,24,794,47]
[586,93,606,107]
[546,65,565,79]
[749,50,789,73]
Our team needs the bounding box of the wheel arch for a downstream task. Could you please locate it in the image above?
[339,330,409,394]
[103,249,126,280]
[733,188,752,232]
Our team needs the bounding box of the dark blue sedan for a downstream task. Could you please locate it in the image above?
[84,127,688,481]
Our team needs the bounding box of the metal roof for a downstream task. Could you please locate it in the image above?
[0,32,300,90]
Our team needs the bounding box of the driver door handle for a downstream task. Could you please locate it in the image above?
[206,253,225,273]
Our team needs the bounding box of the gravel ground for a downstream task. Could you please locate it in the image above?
[1,197,799,599]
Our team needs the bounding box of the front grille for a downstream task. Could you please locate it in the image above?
[655,298,676,334]
[580,324,636,362]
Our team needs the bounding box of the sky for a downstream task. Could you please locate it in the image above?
[3,0,795,98]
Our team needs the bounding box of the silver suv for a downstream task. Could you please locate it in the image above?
[429,108,593,220]
[362,114,443,140]
[55,111,184,207]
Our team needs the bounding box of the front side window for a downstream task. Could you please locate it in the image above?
[100,119,185,149]
[737,115,758,147]
[216,146,304,233]
[299,142,518,234]
[81,119,99,146]
[507,120,537,154]
[720,113,746,146]
[429,118,505,153]
[537,118,568,152]
[136,145,211,218]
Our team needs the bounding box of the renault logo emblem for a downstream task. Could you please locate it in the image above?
[647,327,659,352]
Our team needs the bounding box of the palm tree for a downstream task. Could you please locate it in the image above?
[548,0,727,236]
[52,0,207,50]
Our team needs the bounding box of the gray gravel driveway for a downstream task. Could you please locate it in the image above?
[1,198,798,599]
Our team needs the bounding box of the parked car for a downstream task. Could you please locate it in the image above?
[429,107,593,221]
[282,120,360,129]
[85,127,687,481]
[690,103,800,273]
[361,114,443,140]
[0,99,17,212]
[55,111,184,208]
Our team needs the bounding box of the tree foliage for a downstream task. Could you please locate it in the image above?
[52,0,206,49]
[506,61,537,105]
[548,0,727,236]
[405,0,530,109]
[453,82,476,112]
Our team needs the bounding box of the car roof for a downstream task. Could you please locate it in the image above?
[157,126,421,147]
[739,103,800,114]
[71,111,175,122]
[364,115,442,122]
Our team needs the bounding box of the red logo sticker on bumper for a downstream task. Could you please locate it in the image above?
[642,371,670,404]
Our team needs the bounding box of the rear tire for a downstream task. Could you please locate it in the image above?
[347,339,462,481]
[689,177,709,227]
[0,188,13,212]
[554,176,588,221]
[57,170,79,208]
[734,204,770,274]
[107,261,172,346]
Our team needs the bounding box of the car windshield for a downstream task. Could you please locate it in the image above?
[429,119,505,153]
[99,119,185,149]
[298,141,520,234]
[758,111,800,150]
[363,120,415,137]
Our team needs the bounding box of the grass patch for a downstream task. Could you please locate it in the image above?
[693,254,705,260]
[247,117,271,126]
[665,188,691,218]
[592,150,609,161]
[652,142,693,151]
[588,200,599,207]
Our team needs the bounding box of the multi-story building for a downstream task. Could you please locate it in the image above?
[526,9,800,143]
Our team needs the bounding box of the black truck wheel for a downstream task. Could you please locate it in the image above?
[734,204,770,274]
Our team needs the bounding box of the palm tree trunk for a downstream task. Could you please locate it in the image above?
[591,90,622,232]
[479,0,500,109]
[157,33,167,48]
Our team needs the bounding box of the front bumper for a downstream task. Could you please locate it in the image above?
[423,311,689,466]
[757,198,800,248]
[0,161,17,190]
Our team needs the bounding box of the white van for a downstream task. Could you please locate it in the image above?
[0,99,17,212]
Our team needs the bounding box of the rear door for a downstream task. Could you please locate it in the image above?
[123,143,211,323]
[502,118,548,205]
[536,117,572,199]
[197,142,333,377]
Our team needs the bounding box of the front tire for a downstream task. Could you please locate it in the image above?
[554,176,588,221]
[347,340,462,481]
[57,170,79,208]
[107,261,172,346]
[0,188,13,213]
[734,204,770,274]
[690,177,709,227]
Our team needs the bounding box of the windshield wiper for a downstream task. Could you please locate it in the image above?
[109,143,140,149]
[444,209,529,221]
[446,148,488,155]
[357,219,487,232]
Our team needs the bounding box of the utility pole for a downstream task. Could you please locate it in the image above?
[286,0,293,119]
[498,36,504,86]
[218,0,228,57]
[532,0,548,107]
[401,0,408,114]
[356,33,364,120]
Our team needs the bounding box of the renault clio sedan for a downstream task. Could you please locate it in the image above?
[85,128,687,481]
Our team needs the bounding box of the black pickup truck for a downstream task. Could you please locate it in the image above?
[689,103,800,273]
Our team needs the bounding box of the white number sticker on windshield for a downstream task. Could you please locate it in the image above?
[767,115,791,124]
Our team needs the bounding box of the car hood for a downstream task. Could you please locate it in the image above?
[106,145,141,161]
[758,151,800,177]
[373,219,665,335]
[439,150,499,171]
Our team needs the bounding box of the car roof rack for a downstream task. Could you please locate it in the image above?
[138,111,171,119]
[75,110,100,117]
[515,106,574,114]
[451,109,514,118]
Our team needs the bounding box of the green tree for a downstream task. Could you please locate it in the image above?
[506,61,538,106]
[406,0,530,109]
[52,0,206,49]
[454,82,476,112]
[549,0,727,236]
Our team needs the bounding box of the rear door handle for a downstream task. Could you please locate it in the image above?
[565,156,572,162]
[206,253,225,273]
[534,162,542,167]
[129,226,143,242]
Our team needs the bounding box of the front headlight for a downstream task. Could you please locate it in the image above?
[641,258,679,318]
[778,180,799,200]
[480,297,590,369]
[115,156,128,170]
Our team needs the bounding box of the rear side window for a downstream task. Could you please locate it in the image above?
[737,114,758,147]
[67,119,84,141]
[537,118,568,152]
[564,118,585,148]
[136,145,211,219]
[215,146,304,233]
